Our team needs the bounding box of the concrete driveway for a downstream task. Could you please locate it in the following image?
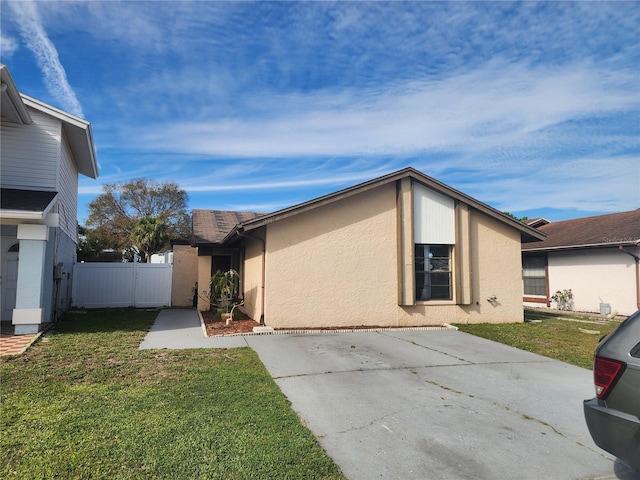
[141,310,639,479]
[246,330,639,480]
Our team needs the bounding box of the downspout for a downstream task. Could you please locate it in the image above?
[237,230,266,325]
[619,246,640,310]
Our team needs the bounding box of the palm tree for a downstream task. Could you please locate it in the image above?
[130,216,169,263]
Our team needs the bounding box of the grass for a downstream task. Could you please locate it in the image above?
[0,309,345,480]
[454,308,621,369]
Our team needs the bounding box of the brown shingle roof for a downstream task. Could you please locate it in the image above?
[522,209,640,251]
[192,209,264,245]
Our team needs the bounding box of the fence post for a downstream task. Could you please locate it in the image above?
[133,260,139,307]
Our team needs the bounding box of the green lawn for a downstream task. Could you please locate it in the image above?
[455,309,621,369]
[0,309,345,480]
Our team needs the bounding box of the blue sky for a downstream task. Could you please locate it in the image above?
[2,1,639,223]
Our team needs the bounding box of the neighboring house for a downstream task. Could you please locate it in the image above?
[0,64,98,333]
[522,210,640,316]
[176,167,545,328]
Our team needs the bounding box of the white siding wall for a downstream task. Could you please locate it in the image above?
[548,248,638,315]
[0,109,60,190]
[55,230,77,314]
[58,132,79,239]
[413,182,455,244]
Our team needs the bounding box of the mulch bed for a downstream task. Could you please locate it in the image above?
[201,310,260,337]
[201,311,448,337]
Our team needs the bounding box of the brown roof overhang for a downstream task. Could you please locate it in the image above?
[222,167,546,244]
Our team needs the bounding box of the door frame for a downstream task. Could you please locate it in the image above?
[1,237,20,321]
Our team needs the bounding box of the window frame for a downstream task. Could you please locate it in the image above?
[522,254,548,299]
[414,244,453,301]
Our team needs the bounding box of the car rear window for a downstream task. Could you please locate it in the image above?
[631,342,640,358]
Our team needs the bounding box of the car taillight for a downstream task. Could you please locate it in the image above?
[594,356,626,399]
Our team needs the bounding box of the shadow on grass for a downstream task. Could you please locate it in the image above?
[51,308,160,335]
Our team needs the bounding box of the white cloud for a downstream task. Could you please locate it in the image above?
[0,33,19,58]
[463,155,639,213]
[134,61,638,160]
[35,1,638,221]
[9,1,84,117]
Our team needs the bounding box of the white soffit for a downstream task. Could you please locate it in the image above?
[413,181,455,244]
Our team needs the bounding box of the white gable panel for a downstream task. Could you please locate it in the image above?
[413,182,455,244]
[1,110,60,190]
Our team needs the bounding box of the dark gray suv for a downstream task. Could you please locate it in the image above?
[584,310,640,470]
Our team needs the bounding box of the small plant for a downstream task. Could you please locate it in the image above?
[192,282,198,307]
[200,269,244,321]
[551,289,574,311]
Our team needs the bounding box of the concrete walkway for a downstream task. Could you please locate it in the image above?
[139,309,249,349]
[0,322,42,356]
[139,309,640,480]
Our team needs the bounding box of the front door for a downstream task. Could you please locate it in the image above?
[1,238,19,320]
[211,255,231,275]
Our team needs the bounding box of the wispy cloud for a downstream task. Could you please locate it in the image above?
[9,1,84,117]
[134,61,638,160]
[0,33,19,59]
[12,1,636,221]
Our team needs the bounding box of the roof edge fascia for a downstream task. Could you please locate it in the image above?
[406,170,546,243]
[228,167,545,243]
[21,94,88,128]
[21,95,98,179]
[0,64,32,124]
[220,169,413,243]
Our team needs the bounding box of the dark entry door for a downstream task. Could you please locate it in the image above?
[211,255,231,275]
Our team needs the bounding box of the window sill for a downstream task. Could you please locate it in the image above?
[416,300,456,306]
[523,296,549,304]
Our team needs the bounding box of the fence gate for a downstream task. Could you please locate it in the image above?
[72,263,172,308]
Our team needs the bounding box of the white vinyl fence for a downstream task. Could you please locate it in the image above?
[72,263,172,308]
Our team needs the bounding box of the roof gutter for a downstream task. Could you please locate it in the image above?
[619,246,640,310]
[524,241,640,253]
[0,209,47,222]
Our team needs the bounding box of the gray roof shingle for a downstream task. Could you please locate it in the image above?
[0,188,58,212]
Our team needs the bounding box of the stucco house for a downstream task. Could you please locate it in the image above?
[176,167,545,328]
[522,210,640,316]
[0,64,98,333]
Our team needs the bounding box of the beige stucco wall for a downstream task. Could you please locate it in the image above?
[261,182,525,328]
[264,184,398,328]
[171,245,198,307]
[398,208,524,325]
[241,229,265,321]
[463,211,524,323]
[197,254,212,311]
[547,248,638,315]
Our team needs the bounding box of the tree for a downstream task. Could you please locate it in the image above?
[85,179,190,260]
[502,211,529,222]
[131,216,169,263]
[77,223,112,262]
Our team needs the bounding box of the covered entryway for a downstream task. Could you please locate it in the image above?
[0,237,19,320]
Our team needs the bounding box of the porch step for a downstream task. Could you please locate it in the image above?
[253,326,275,333]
